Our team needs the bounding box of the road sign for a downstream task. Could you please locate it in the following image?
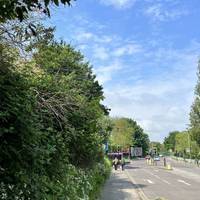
[131,147,143,157]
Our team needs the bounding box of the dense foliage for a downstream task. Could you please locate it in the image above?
[163,130,200,159]
[0,26,111,199]
[110,118,133,149]
[163,131,179,151]
[110,117,149,156]
[190,60,200,147]
[149,141,164,154]
[163,61,200,159]
[175,131,200,158]
[0,0,73,23]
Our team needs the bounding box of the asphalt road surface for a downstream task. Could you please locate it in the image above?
[126,158,200,200]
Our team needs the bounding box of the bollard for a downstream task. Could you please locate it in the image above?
[166,163,172,170]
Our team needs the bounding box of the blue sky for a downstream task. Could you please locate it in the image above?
[47,0,200,141]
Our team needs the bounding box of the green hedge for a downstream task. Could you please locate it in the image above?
[0,38,111,200]
[0,158,111,200]
[49,158,111,200]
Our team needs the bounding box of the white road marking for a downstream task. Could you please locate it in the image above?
[163,180,170,185]
[153,174,171,185]
[154,174,160,179]
[147,179,154,184]
[144,179,154,184]
[143,169,171,185]
[178,179,191,186]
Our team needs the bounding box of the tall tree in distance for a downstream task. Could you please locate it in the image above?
[175,132,189,156]
[111,118,134,150]
[164,131,179,151]
[129,118,149,156]
[190,60,200,146]
[150,141,164,154]
[110,118,149,155]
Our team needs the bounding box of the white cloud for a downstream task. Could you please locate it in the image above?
[144,3,189,22]
[76,31,94,41]
[78,44,88,50]
[112,43,143,57]
[69,16,198,142]
[104,79,194,141]
[74,30,114,45]
[49,8,198,141]
[103,42,200,141]
[95,35,113,43]
[93,46,109,60]
[94,60,123,84]
[100,0,137,9]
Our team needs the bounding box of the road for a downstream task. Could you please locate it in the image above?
[125,158,200,200]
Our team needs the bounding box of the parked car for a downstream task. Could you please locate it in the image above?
[154,156,160,161]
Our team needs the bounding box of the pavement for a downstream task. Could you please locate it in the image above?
[99,158,200,200]
[99,167,140,200]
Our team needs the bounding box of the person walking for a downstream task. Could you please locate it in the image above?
[121,156,125,171]
[164,157,166,167]
[113,157,118,170]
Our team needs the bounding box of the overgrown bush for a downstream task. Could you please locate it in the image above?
[0,39,111,199]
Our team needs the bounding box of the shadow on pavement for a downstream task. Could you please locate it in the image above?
[125,165,140,170]
[111,178,147,189]
[133,183,147,189]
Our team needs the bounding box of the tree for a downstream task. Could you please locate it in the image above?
[110,118,149,155]
[32,41,107,167]
[190,61,200,146]
[128,119,149,155]
[190,61,200,147]
[110,118,134,150]
[0,0,73,23]
[164,131,179,151]
[97,116,113,144]
[175,132,189,156]
[150,141,163,154]
[191,140,200,158]
[0,43,50,199]
[0,20,55,55]
[191,127,200,146]
[0,33,109,198]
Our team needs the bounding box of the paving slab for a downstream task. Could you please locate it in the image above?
[99,169,140,200]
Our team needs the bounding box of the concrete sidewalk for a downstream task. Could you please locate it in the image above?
[99,169,140,200]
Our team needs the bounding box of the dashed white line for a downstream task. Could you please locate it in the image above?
[153,174,171,185]
[178,179,191,186]
[147,179,154,184]
[143,169,171,185]
[154,174,160,179]
[144,179,154,184]
[163,180,170,185]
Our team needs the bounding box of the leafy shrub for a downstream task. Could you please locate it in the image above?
[0,42,111,199]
